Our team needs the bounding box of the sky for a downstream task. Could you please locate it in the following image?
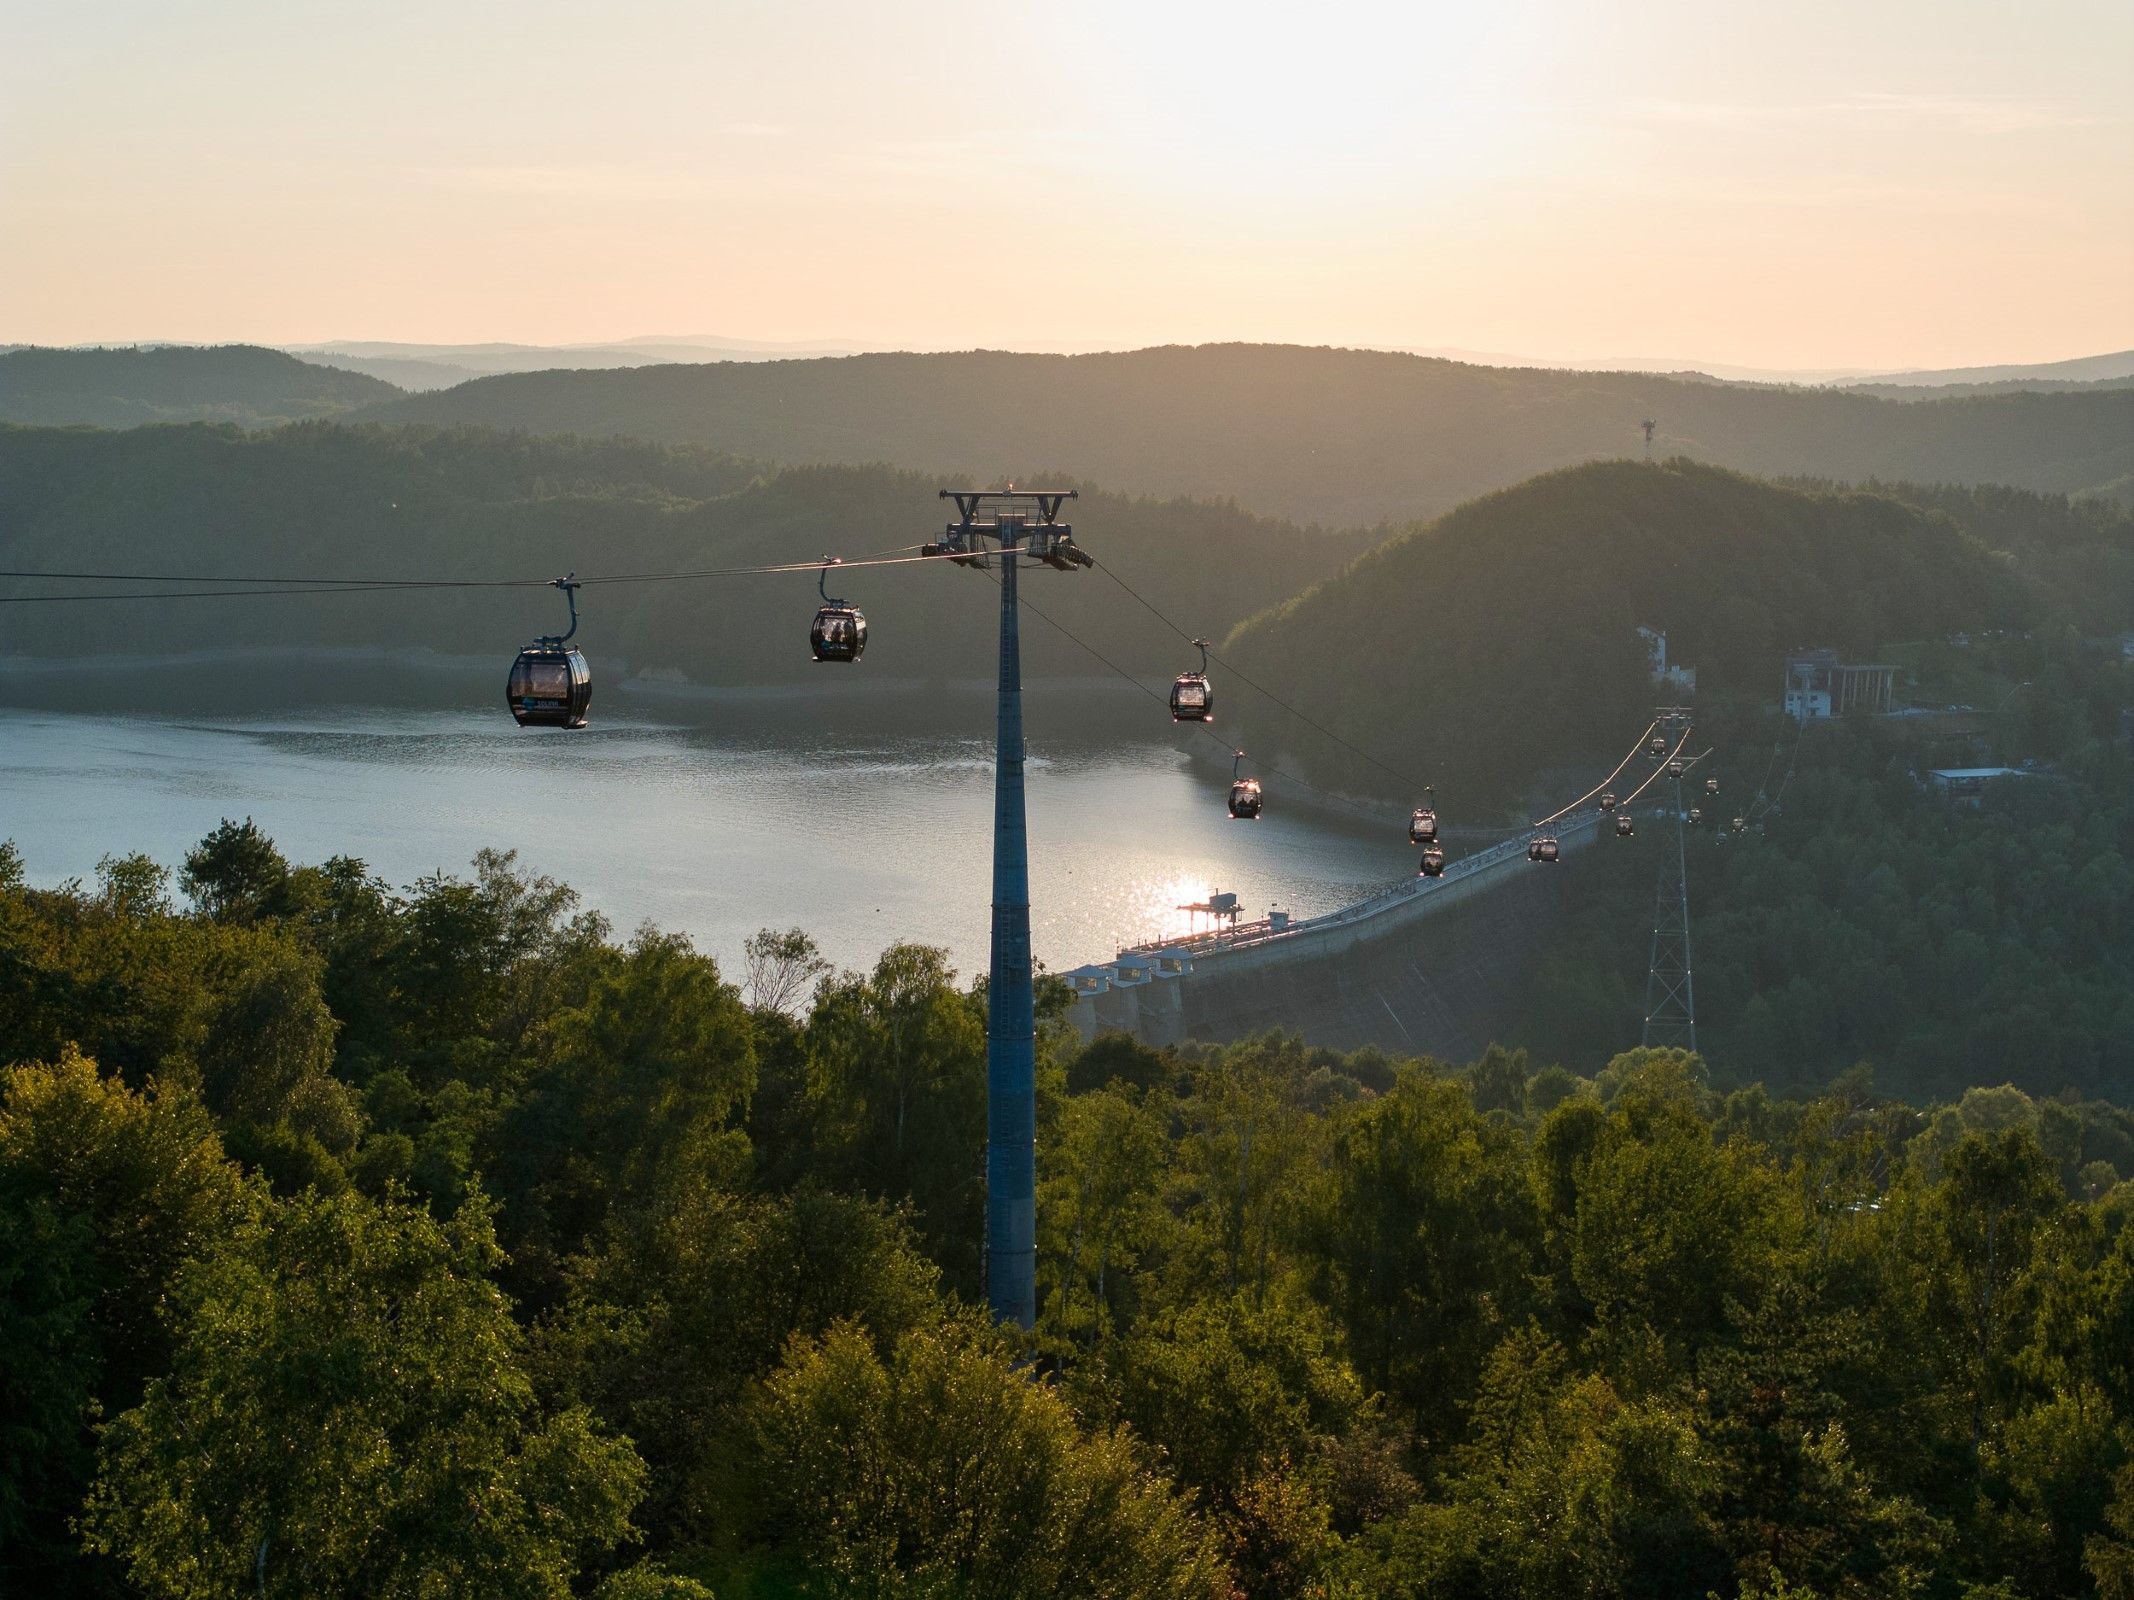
[2,0,2129,370]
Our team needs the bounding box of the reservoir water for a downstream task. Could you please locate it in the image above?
[0,667,1410,981]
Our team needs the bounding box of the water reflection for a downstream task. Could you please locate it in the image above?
[0,700,1405,980]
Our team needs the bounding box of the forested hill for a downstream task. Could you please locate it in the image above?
[1220,459,2033,809]
[1790,475,2134,631]
[363,343,2134,524]
[0,422,1374,683]
[0,345,404,428]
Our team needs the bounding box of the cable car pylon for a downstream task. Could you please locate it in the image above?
[1642,712,1698,1051]
[930,487,1083,1332]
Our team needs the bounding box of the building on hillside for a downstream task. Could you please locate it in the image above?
[1783,648,1898,721]
[1927,767,2034,805]
[1637,626,1697,692]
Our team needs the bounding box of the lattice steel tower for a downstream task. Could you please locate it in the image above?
[1642,774,1697,1050]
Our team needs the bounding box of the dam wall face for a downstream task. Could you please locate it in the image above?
[1068,813,1602,1060]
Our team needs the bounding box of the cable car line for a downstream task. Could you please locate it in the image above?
[0,547,976,605]
[1527,720,1661,830]
[980,567,1412,830]
[8,514,1728,876]
[1752,714,1808,823]
[1088,558,1429,794]
[1017,564,1681,855]
[0,541,936,589]
[1615,725,1698,811]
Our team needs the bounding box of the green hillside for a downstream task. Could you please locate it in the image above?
[1789,476,2134,631]
[0,422,1373,684]
[1219,460,2041,810]
[0,345,404,428]
[364,343,2134,524]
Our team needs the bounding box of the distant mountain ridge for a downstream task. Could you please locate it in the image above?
[12,340,2131,527]
[363,343,2134,525]
[288,335,865,390]
[1848,349,2134,388]
[0,345,400,428]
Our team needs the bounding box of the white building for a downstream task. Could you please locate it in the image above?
[1637,626,1697,693]
[1784,648,1897,721]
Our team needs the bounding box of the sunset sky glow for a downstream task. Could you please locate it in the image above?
[3,0,2128,369]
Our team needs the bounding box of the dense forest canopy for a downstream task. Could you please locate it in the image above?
[1839,375,2134,403]
[365,343,2134,524]
[1512,703,2134,1105]
[1787,476,2134,633]
[0,346,402,429]
[0,422,1373,684]
[3,825,2133,1597]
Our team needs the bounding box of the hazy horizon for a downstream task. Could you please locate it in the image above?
[5,0,2129,371]
[12,333,2134,387]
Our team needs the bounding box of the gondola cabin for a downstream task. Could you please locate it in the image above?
[1527,836,1561,864]
[1171,673,1212,721]
[1649,735,1669,758]
[1419,843,1447,877]
[1600,791,1618,812]
[1667,757,1686,778]
[1409,807,1439,845]
[1615,814,1635,837]
[1731,816,1748,834]
[810,605,867,663]
[507,644,592,729]
[1706,776,1720,795]
[1171,638,1214,722]
[1689,807,1703,824]
[1228,778,1263,820]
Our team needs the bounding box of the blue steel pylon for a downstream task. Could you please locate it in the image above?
[930,489,1087,1329]
[986,513,1038,1328]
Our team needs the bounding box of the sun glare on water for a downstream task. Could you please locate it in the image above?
[1126,872,1228,948]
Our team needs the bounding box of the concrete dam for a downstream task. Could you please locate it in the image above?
[1063,811,1605,1060]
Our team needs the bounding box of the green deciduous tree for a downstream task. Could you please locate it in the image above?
[0,1048,251,1588]
[1301,1068,1538,1436]
[1039,1082,1171,1340]
[83,1187,646,1599]
[1096,1296,1367,1595]
[503,929,756,1283]
[805,943,985,1282]
[540,1182,941,1547]
[746,1319,1228,1599]
[179,817,293,924]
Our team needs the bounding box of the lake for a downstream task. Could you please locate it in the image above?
[0,663,1415,980]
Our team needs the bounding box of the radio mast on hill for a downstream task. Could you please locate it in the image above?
[1640,419,1658,458]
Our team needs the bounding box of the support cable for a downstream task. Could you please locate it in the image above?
[984,563,1409,830]
[1615,727,1699,812]
[0,546,963,605]
[1089,557,1429,794]
[1527,720,1660,829]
